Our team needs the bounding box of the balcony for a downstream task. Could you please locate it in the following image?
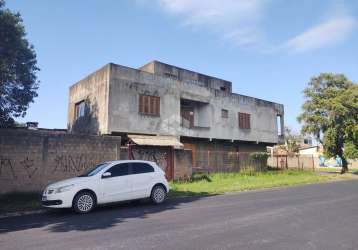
[180,99,210,129]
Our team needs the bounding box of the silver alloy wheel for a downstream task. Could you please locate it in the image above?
[153,187,165,203]
[77,194,93,212]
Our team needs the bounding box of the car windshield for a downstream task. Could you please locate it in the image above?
[79,163,110,177]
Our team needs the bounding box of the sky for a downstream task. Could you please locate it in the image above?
[6,0,358,132]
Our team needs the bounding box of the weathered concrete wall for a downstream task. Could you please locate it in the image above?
[107,63,284,144]
[68,64,110,134]
[0,129,120,194]
[107,63,181,137]
[139,61,232,93]
[68,61,284,144]
[174,149,192,179]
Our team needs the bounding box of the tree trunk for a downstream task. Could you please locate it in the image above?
[340,156,348,174]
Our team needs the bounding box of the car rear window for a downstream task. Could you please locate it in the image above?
[131,163,154,174]
[106,163,130,177]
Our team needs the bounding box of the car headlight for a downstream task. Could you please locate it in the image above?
[55,184,74,193]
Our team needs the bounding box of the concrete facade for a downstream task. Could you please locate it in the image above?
[68,65,110,135]
[68,60,284,146]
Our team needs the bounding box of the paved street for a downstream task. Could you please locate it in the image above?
[1,180,358,250]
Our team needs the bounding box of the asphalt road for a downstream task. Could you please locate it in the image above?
[1,180,358,250]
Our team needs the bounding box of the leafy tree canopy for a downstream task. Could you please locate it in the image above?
[0,0,39,127]
[298,73,358,173]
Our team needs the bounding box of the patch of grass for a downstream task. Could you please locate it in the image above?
[0,192,41,214]
[169,170,353,197]
[316,167,342,173]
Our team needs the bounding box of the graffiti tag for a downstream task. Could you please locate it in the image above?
[53,154,102,173]
[20,156,38,179]
[132,148,167,171]
[0,158,17,179]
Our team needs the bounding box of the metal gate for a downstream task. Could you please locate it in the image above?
[128,145,174,180]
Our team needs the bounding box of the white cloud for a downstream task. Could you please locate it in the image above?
[282,15,357,53]
[157,0,268,48]
[153,0,357,53]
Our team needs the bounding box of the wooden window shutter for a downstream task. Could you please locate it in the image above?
[152,96,155,115]
[239,112,250,129]
[238,113,243,128]
[246,114,251,129]
[143,95,148,113]
[150,96,154,115]
[139,95,141,113]
[139,94,160,116]
[142,95,146,113]
[155,96,160,115]
[139,95,144,113]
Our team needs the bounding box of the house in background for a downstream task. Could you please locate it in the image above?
[68,61,284,177]
[298,145,321,157]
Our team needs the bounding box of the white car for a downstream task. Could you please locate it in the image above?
[42,160,169,213]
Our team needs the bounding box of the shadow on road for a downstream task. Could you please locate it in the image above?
[0,191,212,234]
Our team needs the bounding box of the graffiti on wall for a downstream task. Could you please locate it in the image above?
[0,154,107,179]
[0,158,17,179]
[52,154,103,174]
[20,157,38,179]
[0,157,38,179]
[0,131,121,194]
[132,148,168,172]
[0,152,110,183]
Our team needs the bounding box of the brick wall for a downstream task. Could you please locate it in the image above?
[0,129,121,194]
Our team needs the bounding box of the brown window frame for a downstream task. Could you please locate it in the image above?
[139,94,160,116]
[221,109,229,118]
[238,112,251,129]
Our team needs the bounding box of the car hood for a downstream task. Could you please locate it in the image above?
[47,177,91,189]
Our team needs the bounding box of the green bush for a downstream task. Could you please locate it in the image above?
[249,152,270,161]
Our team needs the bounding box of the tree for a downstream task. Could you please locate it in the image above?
[298,73,358,173]
[0,0,39,127]
[279,126,302,156]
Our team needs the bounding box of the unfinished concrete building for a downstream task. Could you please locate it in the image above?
[68,61,284,178]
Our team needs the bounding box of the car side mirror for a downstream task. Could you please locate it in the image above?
[102,172,111,178]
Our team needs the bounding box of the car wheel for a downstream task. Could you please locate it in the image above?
[151,185,167,204]
[73,191,96,214]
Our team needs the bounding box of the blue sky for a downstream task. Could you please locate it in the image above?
[6,0,358,132]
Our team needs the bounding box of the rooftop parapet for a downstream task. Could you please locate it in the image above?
[139,60,232,93]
